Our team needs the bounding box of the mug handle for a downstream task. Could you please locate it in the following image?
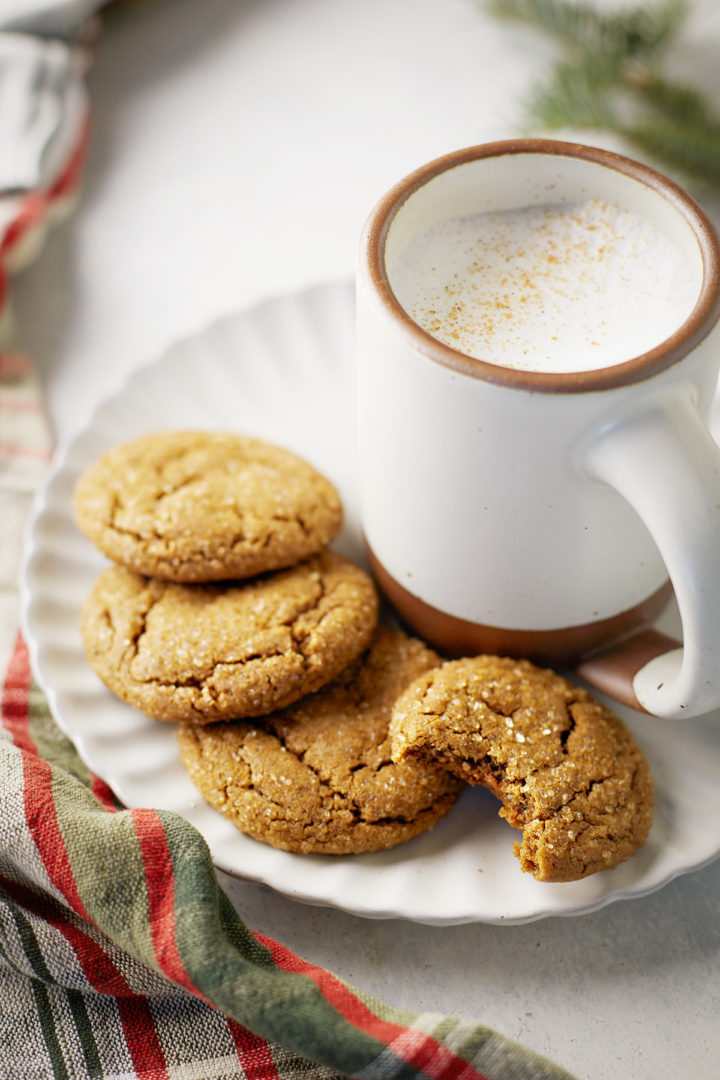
[576,386,720,719]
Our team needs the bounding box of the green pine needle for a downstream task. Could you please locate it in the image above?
[626,117,720,182]
[637,73,718,127]
[488,0,720,186]
[524,58,620,131]
[489,0,688,58]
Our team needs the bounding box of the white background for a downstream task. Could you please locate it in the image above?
[13,1,720,1077]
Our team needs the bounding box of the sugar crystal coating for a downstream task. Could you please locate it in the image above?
[73,430,343,582]
[81,551,379,723]
[389,654,653,881]
[176,628,462,854]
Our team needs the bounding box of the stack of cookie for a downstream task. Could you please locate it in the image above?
[74,429,653,880]
[73,430,463,857]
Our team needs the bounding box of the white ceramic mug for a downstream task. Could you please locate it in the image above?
[356,139,720,720]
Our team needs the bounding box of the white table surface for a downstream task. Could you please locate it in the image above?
[13,1,720,1077]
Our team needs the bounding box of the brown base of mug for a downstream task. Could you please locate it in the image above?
[367,545,677,712]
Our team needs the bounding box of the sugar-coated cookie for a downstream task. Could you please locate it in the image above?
[81,551,378,723]
[73,430,343,582]
[176,628,463,854]
[390,655,653,882]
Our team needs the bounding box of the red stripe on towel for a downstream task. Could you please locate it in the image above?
[130,807,211,1001]
[227,1019,281,1080]
[254,933,491,1080]
[1,632,35,754]
[0,874,170,1080]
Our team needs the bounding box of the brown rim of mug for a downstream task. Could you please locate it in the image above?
[362,138,720,393]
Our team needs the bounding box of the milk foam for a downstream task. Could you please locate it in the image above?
[391,199,698,373]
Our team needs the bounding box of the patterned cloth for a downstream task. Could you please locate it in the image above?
[0,9,580,1080]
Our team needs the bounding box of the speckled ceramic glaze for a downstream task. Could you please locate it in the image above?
[357,139,720,720]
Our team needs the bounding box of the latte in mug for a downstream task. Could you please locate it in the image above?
[390,198,698,373]
[358,140,720,719]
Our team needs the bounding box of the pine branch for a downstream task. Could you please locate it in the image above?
[625,116,720,182]
[524,59,619,130]
[488,0,720,186]
[636,73,718,127]
[488,0,688,59]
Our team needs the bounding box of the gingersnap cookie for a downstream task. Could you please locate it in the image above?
[176,628,463,854]
[73,430,343,582]
[81,550,378,723]
[389,655,653,882]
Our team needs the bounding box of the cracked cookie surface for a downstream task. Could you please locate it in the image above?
[73,430,343,581]
[81,551,378,722]
[389,655,653,882]
[176,628,462,854]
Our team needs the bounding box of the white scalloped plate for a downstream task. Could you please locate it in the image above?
[21,282,720,925]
